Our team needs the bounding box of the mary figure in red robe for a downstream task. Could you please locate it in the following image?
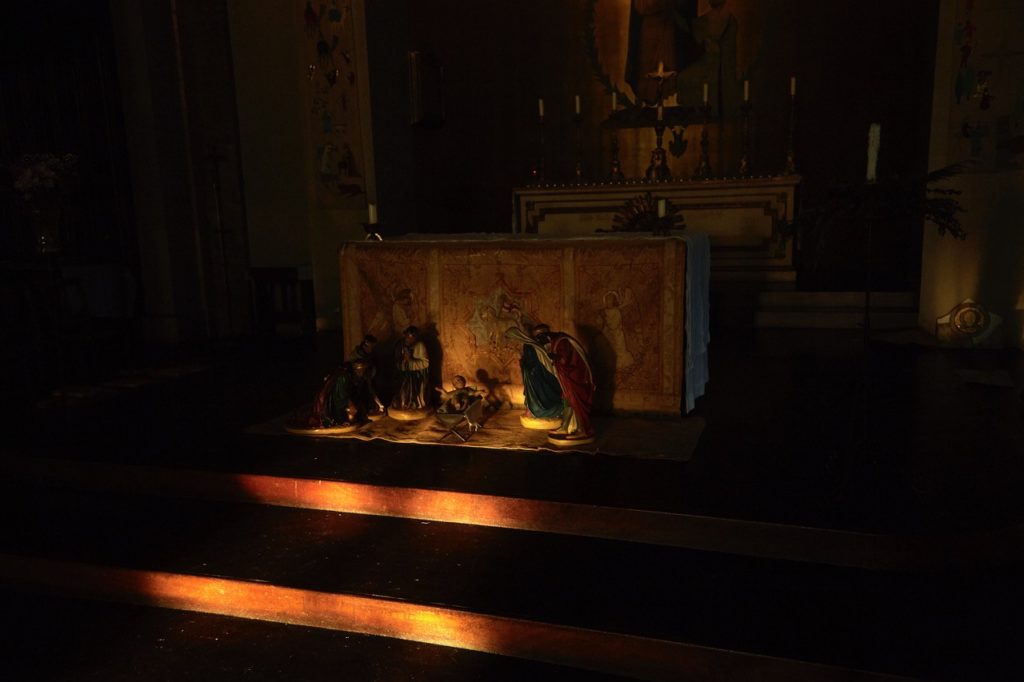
[534,325,596,445]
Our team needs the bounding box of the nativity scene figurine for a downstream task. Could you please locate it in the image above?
[506,320,596,446]
[538,325,597,446]
[435,375,485,414]
[351,333,385,418]
[293,358,377,434]
[505,322,564,430]
[389,325,432,420]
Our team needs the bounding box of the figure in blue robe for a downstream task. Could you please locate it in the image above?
[506,325,563,419]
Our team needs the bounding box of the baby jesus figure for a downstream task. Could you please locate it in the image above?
[435,375,484,413]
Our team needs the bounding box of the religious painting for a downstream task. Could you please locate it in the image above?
[590,0,765,116]
[588,0,769,178]
[303,0,369,205]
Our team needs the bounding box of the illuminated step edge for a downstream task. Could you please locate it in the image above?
[753,309,919,329]
[8,456,1022,572]
[0,554,920,682]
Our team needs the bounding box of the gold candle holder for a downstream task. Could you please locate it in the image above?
[609,128,625,182]
[573,113,584,184]
[784,94,797,175]
[530,115,545,184]
[739,101,752,177]
[694,101,712,180]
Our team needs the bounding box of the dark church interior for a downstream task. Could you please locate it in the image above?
[2,1,1023,680]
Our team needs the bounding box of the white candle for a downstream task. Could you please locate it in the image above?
[702,82,709,103]
[612,92,617,111]
[657,60,664,75]
[657,199,666,218]
[574,95,580,115]
[866,123,881,183]
[743,80,749,102]
[368,202,378,225]
[790,76,796,97]
[657,105,663,121]
[538,98,544,118]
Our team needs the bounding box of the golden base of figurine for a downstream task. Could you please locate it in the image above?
[388,406,433,421]
[546,431,596,447]
[520,413,562,430]
[286,422,366,436]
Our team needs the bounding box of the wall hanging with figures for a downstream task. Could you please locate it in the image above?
[304,0,368,205]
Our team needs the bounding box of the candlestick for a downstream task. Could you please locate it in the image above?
[368,202,378,224]
[611,92,617,111]
[657,199,666,218]
[694,100,712,180]
[657,105,663,122]
[609,127,624,183]
[739,100,752,176]
[574,105,584,183]
[743,80,749,102]
[784,87,797,175]
[866,122,881,183]
[702,82,709,103]
[530,110,545,184]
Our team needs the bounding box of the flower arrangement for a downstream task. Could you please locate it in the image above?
[11,153,79,203]
[610,192,685,235]
[7,153,79,255]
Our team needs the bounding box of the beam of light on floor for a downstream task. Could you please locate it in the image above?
[8,455,1024,571]
[0,554,926,682]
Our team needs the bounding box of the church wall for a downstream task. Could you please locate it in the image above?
[110,0,260,342]
[919,0,1024,348]
[227,0,374,330]
[110,0,212,343]
[227,1,312,275]
[365,1,939,291]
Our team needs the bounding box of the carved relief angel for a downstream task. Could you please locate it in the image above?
[598,288,637,370]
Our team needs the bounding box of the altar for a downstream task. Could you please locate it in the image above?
[513,175,800,283]
[339,234,704,416]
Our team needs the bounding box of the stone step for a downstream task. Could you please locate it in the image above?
[756,291,917,309]
[2,484,1009,681]
[9,453,1022,573]
[711,289,919,329]
[711,268,798,283]
[753,310,920,330]
[4,589,630,682]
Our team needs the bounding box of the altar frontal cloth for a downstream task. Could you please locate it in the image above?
[340,235,687,416]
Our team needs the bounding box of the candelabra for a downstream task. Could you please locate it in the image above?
[694,101,712,180]
[784,94,797,175]
[530,115,545,184]
[738,101,752,177]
